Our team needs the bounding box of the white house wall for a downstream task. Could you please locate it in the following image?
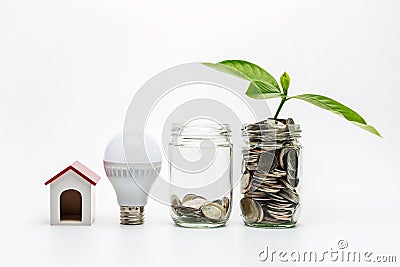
[49,170,92,225]
[91,186,96,223]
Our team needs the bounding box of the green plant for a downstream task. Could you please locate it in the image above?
[203,60,381,137]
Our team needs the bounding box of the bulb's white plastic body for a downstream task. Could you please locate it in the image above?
[103,161,161,206]
[104,132,162,164]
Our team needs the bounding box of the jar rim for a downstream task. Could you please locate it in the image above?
[242,118,300,128]
[241,122,302,140]
[170,123,232,142]
[242,123,300,127]
[242,123,301,131]
[172,122,231,129]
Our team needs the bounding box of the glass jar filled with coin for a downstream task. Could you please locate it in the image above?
[169,122,233,228]
[240,118,302,228]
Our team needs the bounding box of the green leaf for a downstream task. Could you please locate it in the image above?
[202,62,249,80]
[351,122,382,137]
[246,81,284,99]
[290,94,366,123]
[202,60,282,99]
[290,94,382,137]
[280,72,290,95]
[219,60,280,90]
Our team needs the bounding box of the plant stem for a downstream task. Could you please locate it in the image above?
[274,96,287,120]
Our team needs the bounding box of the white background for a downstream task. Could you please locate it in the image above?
[0,0,399,266]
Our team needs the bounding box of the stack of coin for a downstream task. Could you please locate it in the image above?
[170,193,230,224]
[240,118,301,226]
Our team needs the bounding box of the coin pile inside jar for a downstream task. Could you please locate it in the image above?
[170,194,230,223]
[240,118,301,226]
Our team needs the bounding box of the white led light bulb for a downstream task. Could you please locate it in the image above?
[103,132,161,225]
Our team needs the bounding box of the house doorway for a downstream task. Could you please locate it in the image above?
[60,189,82,221]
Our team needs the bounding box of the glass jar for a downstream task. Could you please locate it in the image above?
[169,122,233,228]
[240,118,302,228]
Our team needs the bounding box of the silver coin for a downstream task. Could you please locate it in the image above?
[246,164,257,171]
[256,186,280,194]
[222,197,230,212]
[201,202,226,221]
[193,195,207,201]
[256,202,265,223]
[286,148,299,187]
[286,118,297,136]
[286,149,298,176]
[170,194,182,217]
[182,198,207,209]
[273,168,286,174]
[176,206,202,218]
[240,197,262,223]
[267,205,292,215]
[279,148,287,169]
[182,193,197,204]
[279,177,294,191]
[266,172,284,178]
[240,171,251,194]
[263,217,283,224]
[170,194,181,207]
[244,191,269,199]
[251,197,272,202]
[286,118,295,125]
[268,193,290,202]
[265,118,286,129]
[269,213,292,221]
[254,172,278,180]
[257,151,277,173]
[267,202,293,209]
[279,188,299,204]
[241,159,246,173]
[243,155,258,162]
[291,178,300,188]
[267,209,287,216]
[212,199,223,206]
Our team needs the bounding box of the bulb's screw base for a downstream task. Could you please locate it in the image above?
[120,206,145,225]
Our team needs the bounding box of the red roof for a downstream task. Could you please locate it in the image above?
[45,161,101,186]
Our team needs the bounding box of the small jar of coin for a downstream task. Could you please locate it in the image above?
[240,118,302,228]
[169,122,233,228]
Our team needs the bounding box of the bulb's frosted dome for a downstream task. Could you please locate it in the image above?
[104,132,162,164]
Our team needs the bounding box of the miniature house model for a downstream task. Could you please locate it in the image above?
[45,161,101,225]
